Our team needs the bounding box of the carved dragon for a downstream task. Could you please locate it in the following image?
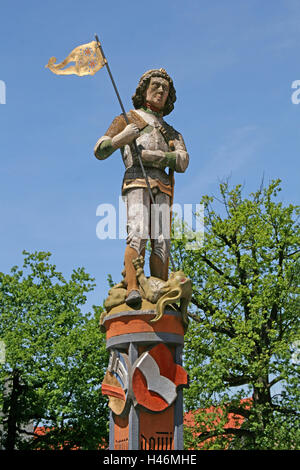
[100,256,192,328]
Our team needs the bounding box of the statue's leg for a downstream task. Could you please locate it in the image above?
[150,191,170,281]
[150,243,167,281]
[124,188,150,307]
[135,261,149,293]
[124,245,140,293]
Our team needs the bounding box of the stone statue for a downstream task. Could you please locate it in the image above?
[94,69,189,308]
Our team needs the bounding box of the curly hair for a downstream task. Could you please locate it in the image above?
[132,68,176,116]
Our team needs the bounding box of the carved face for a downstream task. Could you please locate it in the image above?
[145,76,169,111]
[170,271,187,282]
[152,270,192,324]
[168,271,192,292]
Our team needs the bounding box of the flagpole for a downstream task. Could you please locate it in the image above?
[95,35,128,121]
[94,34,176,272]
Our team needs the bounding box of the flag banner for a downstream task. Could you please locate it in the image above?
[46,40,105,76]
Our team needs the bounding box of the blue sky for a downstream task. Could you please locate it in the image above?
[0,0,299,311]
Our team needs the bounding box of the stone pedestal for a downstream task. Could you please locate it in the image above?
[101,301,188,450]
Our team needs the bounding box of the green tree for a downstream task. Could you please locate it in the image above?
[173,180,299,449]
[0,251,109,450]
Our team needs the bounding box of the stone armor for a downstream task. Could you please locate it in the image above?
[94,107,189,263]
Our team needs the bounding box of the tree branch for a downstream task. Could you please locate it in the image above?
[267,375,283,390]
[17,427,36,437]
[196,427,253,444]
[271,404,300,416]
[223,374,252,388]
[225,404,251,419]
[287,249,300,258]
[189,302,236,338]
[190,296,217,315]
[199,255,240,289]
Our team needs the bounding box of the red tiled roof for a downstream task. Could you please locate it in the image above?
[33,426,107,450]
[184,398,252,449]
[34,399,251,450]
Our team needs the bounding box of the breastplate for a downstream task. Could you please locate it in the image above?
[122,123,170,170]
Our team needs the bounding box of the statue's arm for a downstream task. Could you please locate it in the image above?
[94,115,139,161]
[94,135,115,160]
[141,132,189,173]
[171,132,189,173]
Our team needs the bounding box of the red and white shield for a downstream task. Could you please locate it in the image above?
[132,343,188,412]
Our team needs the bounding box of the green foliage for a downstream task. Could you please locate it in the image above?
[0,251,109,449]
[172,180,300,449]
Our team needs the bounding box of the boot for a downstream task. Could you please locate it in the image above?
[150,252,168,281]
[124,245,142,308]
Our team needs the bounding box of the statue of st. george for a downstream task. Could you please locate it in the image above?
[94,69,189,308]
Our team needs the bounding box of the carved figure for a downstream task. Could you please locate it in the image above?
[94,69,189,308]
[100,256,192,327]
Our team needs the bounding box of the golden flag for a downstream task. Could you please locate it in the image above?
[46,41,105,76]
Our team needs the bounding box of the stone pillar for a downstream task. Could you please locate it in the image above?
[101,302,188,450]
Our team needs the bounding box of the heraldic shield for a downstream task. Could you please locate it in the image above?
[101,306,189,450]
[132,343,188,412]
[101,350,132,416]
[102,343,187,414]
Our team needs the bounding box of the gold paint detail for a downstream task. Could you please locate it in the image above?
[45,41,105,76]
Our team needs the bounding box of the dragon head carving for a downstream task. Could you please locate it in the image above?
[152,270,192,326]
